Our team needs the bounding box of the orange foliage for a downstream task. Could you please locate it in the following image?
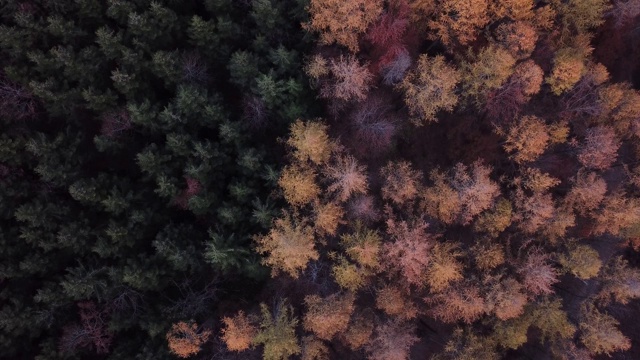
[221,311,257,352]
[426,242,464,292]
[254,214,319,278]
[304,0,384,52]
[287,120,334,165]
[380,161,423,205]
[429,0,490,46]
[503,115,550,163]
[279,165,320,207]
[490,0,535,21]
[486,278,528,320]
[564,171,607,215]
[495,21,538,60]
[375,284,418,319]
[579,304,631,356]
[341,311,374,350]
[303,293,355,340]
[313,201,345,236]
[166,321,211,358]
[547,49,586,95]
[427,284,486,323]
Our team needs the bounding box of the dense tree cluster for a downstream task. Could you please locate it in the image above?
[2,0,640,359]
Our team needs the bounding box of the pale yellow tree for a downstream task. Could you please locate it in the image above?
[287,120,334,165]
[400,55,461,125]
[579,304,631,356]
[254,214,318,278]
[253,301,301,360]
[278,165,320,207]
[462,45,516,105]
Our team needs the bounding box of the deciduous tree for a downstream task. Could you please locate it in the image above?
[429,0,490,46]
[400,55,460,125]
[303,293,355,340]
[221,311,257,352]
[324,155,368,202]
[365,319,418,360]
[304,0,384,52]
[579,304,631,356]
[166,321,211,358]
[254,214,319,278]
[254,301,301,360]
[577,126,620,170]
[503,115,550,163]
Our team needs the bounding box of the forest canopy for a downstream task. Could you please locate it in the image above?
[1,0,640,359]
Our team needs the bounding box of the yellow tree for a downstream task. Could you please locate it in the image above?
[426,242,464,292]
[278,165,320,207]
[287,120,334,165]
[375,284,418,319]
[304,0,384,52]
[254,301,300,360]
[494,21,538,60]
[547,48,587,95]
[254,214,318,278]
[558,244,602,280]
[461,45,516,105]
[399,55,460,125]
[579,304,631,356]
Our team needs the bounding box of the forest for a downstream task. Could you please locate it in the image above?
[0,0,639,359]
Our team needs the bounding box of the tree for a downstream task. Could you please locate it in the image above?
[221,311,257,352]
[312,201,344,236]
[579,304,631,356]
[350,96,397,155]
[423,162,500,225]
[324,155,368,202]
[592,191,640,236]
[341,311,374,350]
[609,0,640,27]
[552,0,611,33]
[485,60,543,123]
[426,242,464,292]
[494,21,538,60]
[166,321,211,358]
[380,161,423,205]
[366,0,410,69]
[278,165,320,207]
[254,214,319,278]
[564,171,607,215]
[517,249,559,295]
[400,55,460,125]
[558,244,602,280]
[384,218,434,287]
[287,120,334,165]
[596,256,640,305]
[503,115,550,163]
[461,45,516,105]
[427,283,486,323]
[301,336,329,360]
[254,301,301,360]
[375,284,418,319]
[365,319,418,360]
[0,76,38,121]
[429,0,490,46]
[473,198,513,238]
[321,56,373,102]
[547,48,587,95]
[485,278,528,320]
[577,126,620,170]
[304,0,384,52]
[303,293,355,340]
[59,301,113,355]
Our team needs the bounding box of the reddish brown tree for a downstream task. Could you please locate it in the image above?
[221,311,257,352]
[383,218,434,287]
[577,126,620,170]
[59,301,113,355]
